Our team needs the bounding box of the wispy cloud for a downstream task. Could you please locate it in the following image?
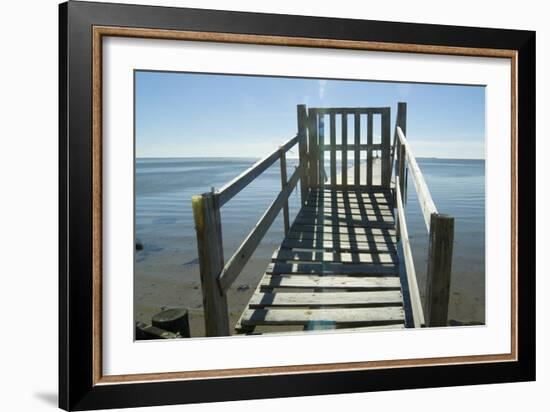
[318,80,327,100]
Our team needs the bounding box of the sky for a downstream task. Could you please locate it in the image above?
[135,71,485,159]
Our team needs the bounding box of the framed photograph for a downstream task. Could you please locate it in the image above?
[59,1,535,410]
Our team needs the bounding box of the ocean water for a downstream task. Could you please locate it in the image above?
[135,157,485,327]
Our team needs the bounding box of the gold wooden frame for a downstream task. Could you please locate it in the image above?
[91,26,518,385]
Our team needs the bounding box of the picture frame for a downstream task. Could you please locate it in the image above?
[59,1,535,410]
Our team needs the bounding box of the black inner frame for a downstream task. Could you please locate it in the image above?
[59,1,536,410]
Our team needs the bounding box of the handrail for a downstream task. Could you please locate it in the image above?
[396,126,437,232]
[394,124,454,328]
[192,132,304,336]
[218,164,302,291]
[217,135,298,207]
[395,180,425,327]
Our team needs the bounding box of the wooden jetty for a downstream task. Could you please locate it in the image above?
[192,103,454,336]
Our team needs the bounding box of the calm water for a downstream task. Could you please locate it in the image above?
[135,157,485,324]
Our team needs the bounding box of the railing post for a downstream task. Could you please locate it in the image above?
[191,191,230,336]
[425,213,454,327]
[393,102,408,235]
[279,147,290,235]
[297,104,308,205]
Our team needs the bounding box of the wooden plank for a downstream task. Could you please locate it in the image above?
[310,187,393,194]
[218,166,302,291]
[239,307,404,326]
[332,143,383,151]
[217,135,298,206]
[300,205,393,214]
[354,112,360,187]
[341,114,348,186]
[397,141,407,225]
[395,182,425,328]
[297,104,308,206]
[239,323,406,334]
[367,112,373,186]
[319,114,326,184]
[260,274,401,290]
[285,230,396,245]
[191,192,230,336]
[290,224,396,236]
[425,213,454,327]
[280,238,397,253]
[279,147,290,236]
[381,108,391,187]
[397,127,437,231]
[308,109,319,187]
[390,102,407,179]
[248,291,403,308]
[293,214,394,228]
[266,262,399,276]
[330,112,336,186]
[298,208,394,218]
[308,107,390,115]
[305,197,392,207]
[272,249,398,264]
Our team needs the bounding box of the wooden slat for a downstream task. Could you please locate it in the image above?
[308,107,390,115]
[395,181,425,327]
[217,135,298,206]
[301,206,393,216]
[241,323,405,334]
[390,102,407,181]
[248,291,403,308]
[279,147,289,235]
[290,224,396,236]
[218,166,302,291]
[260,275,401,290]
[298,208,393,218]
[331,143,384,151]
[330,112,336,186]
[310,187,393,194]
[272,249,398,264]
[397,126,437,231]
[341,114,348,186]
[308,110,319,187]
[285,230,396,245]
[381,108,391,187]
[354,112,360,186]
[297,104,308,206]
[238,307,404,326]
[280,238,397,253]
[367,112,373,186]
[266,262,399,276]
[305,197,392,208]
[293,215,394,228]
[319,114,325,184]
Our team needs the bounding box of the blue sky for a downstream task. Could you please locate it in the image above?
[135,71,485,159]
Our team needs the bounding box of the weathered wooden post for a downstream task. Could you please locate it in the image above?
[396,102,407,202]
[425,213,455,327]
[279,147,290,235]
[191,191,230,336]
[308,109,319,189]
[297,104,308,206]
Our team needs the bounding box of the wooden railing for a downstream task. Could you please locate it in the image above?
[393,103,455,327]
[191,106,308,336]
[305,107,392,188]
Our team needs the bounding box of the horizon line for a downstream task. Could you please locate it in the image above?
[135,155,486,161]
